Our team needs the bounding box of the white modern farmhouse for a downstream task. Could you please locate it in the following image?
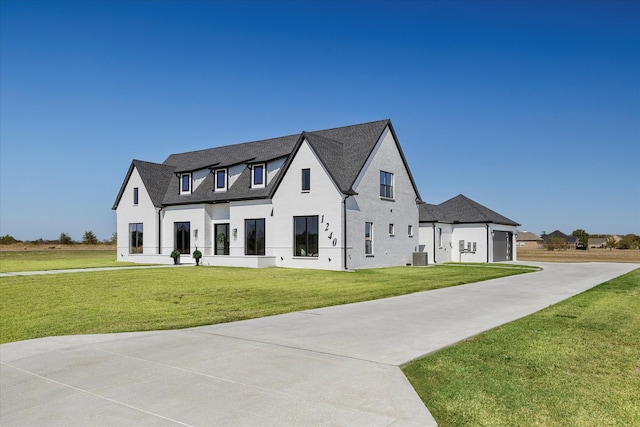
[113,119,519,269]
[113,120,423,270]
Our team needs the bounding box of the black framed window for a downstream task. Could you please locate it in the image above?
[175,222,190,254]
[215,169,226,190]
[294,216,318,257]
[380,171,393,198]
[245,219,265,255]
[133,187,139,205]
[215,223,230,255]
[181,174,191,194]
[301,169,310,191]
[252,164,265,187]
[129,223,143,254]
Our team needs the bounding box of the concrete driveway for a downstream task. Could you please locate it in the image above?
[1,262,637,426]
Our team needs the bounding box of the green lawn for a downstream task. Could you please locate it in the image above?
[0,250,137,272]
[403,268,640,427]
[0,264,533,343]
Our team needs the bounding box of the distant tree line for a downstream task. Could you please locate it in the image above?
[0,232,117,245]
[541,229,640,251]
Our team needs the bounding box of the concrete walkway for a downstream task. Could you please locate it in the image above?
[0,264,192,277]
[1,262,637,426]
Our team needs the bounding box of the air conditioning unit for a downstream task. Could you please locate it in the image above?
[412,252,428,266]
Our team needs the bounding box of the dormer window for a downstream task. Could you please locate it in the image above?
[252,164,265,188]
[180,173,191,194]
[215,169,227,192]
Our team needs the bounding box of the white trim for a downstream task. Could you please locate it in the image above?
[214,169,227,192]
[252,164,266,188]
[180,173,192,195]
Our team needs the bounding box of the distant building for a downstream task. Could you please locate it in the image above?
[516,231,543,249]
[541,230,578,249]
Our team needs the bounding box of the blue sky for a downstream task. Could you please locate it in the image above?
[1,0,638,241]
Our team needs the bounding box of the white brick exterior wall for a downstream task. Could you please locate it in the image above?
[346,127,420,269]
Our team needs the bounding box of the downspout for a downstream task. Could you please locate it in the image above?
[432,223,437,264]
[343,195,349,271]
[158,207,164,255]
[486,223,490,263]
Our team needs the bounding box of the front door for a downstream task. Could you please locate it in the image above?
[215,223,229,255]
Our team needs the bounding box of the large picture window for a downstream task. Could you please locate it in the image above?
[175,222,190,254]
[380,171,394,199]
[365,222,373,255]
[294,216,318,257]
[245,218,265,255]
[129,223,143,254]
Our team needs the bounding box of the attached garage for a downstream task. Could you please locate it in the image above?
[418,194,520,264]
[492,230,514,262]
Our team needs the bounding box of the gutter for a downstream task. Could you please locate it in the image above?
[486,223,490,263]
[158,207,164,255]
[343,194,350,270]
[433,223,437,264]
[342,190,357,271]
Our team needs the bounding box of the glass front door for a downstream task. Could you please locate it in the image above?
[215,223,229,255]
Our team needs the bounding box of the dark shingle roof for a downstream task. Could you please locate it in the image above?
[164,134,300,173]
[114,119,422,208]
[418,203,448,222]
[542,230,577,244]
[419,194,520,226]
[112,160,176,209]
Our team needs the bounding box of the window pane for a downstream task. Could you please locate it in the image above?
[308,216,318,255]
[256,219,265,255]
[365,222,373,255]
[302,169,310,191]
[215,223,229,255]
[253,165,264,185]
[216,170,225,189]
[379,171,393,198]
[129,223,143,254]
[175,222,190,254]
[293,216,318,257]
[181,175,190,192]
[245,220,256,255]
[245,219,265,255]
[133,187,139,205]
[294,217,306,256]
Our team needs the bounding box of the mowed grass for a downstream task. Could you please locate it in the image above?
[0,250,135,272]
[403,268,640,427]
[0,265,534,343]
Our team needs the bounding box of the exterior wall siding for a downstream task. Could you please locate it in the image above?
[418,222,453,264]
[115,168,160,262]
[271,140,344,270]
[451,224,488,263]
[346,127,419,269]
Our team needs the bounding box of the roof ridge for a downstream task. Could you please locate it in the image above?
[307,118,389,134]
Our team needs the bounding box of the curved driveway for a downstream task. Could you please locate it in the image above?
[1,262,637,426]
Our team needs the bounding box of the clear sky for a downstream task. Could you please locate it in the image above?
[1,0,639,241]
